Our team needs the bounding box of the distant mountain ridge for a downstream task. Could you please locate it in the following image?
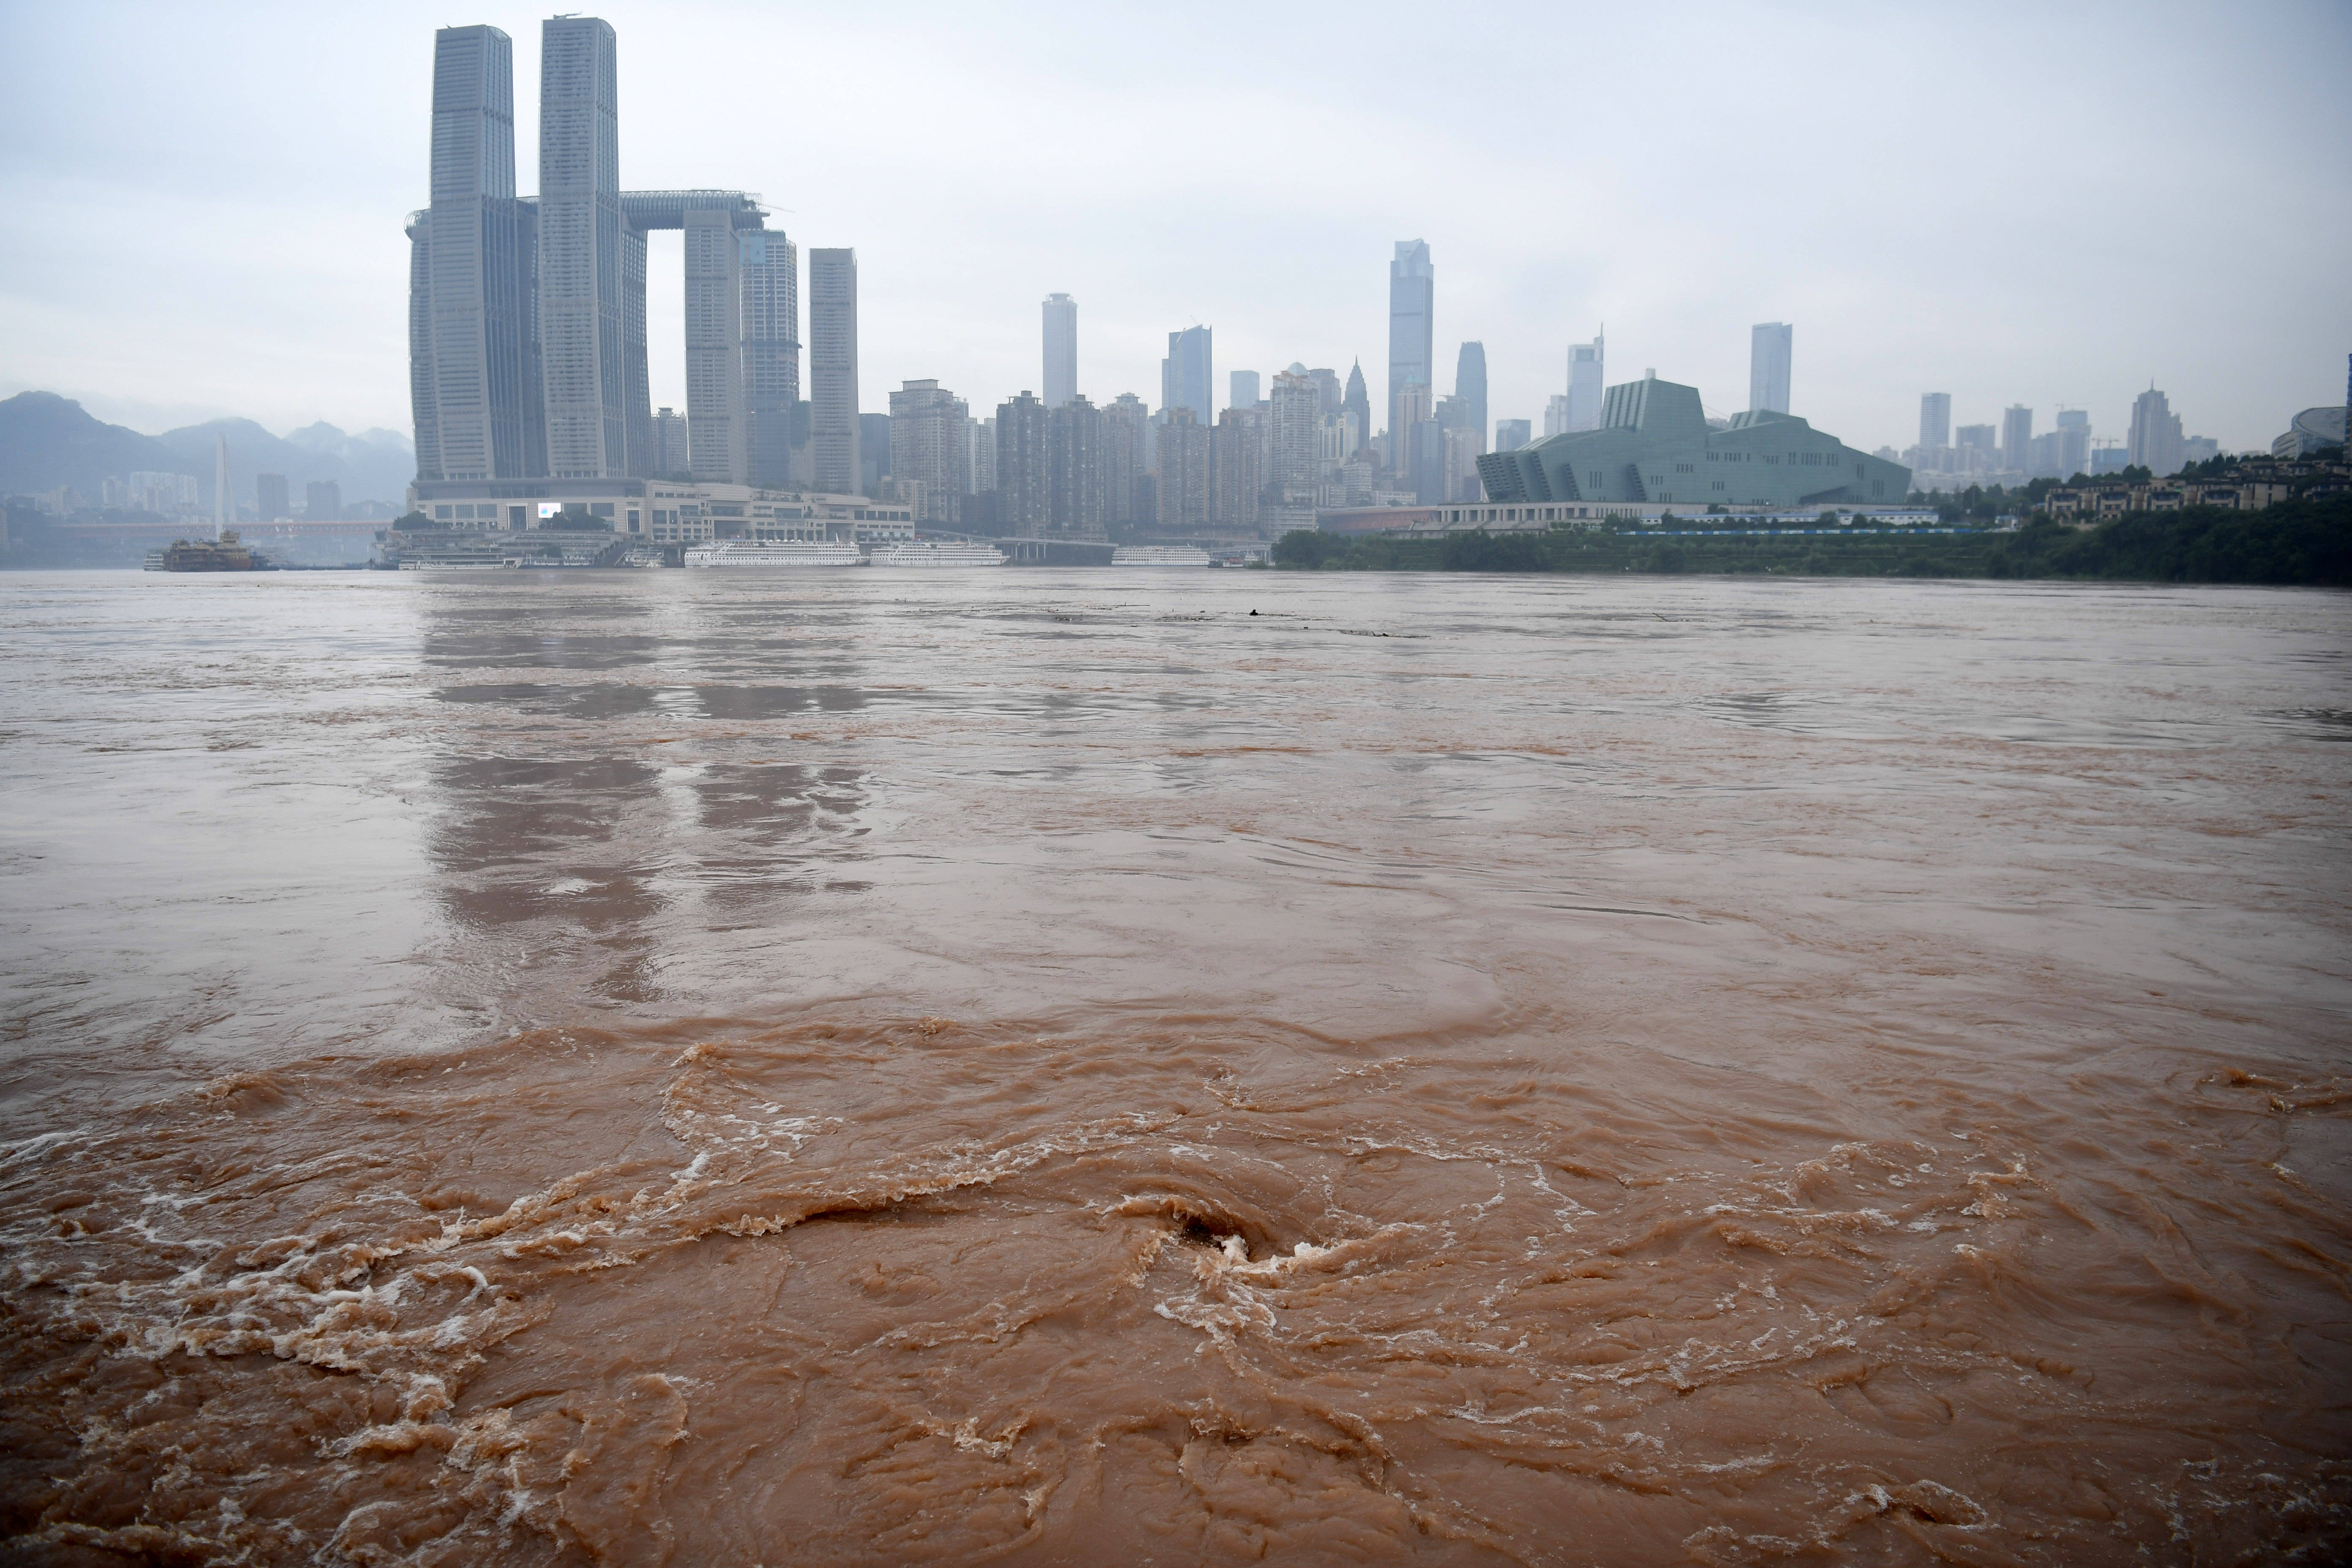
[0,392,416,510]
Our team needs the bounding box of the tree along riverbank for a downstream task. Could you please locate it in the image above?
[1270,495,2352,587]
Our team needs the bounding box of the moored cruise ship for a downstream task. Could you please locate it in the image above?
[684,539,861,569]
[868,541,1007,567]
[1111,545,1211,566]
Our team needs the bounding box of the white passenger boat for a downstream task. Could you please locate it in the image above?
[868,541,1007,567]
[684,539,861,568]
[1111,545,1211,566]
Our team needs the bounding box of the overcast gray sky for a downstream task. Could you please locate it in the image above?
[3,0,2347,454]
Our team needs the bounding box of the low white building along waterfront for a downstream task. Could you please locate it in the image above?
[390,478,914,566]
[1478,371,1909,512]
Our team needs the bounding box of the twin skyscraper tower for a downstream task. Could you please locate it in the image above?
[408,20,855,491]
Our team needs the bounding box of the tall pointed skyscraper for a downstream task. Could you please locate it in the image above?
[410,24,540,483]
[1043,294,1077,409]
[1387,241,1433,469]
[1454,342,1487,447]
[538,16,624,478]
[1342,361,1372,455]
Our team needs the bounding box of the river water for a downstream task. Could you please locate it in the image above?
[1,568,2346,1565]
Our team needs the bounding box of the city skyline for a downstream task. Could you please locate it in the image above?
[3,2,2348,455]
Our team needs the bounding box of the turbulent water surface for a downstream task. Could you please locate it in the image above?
[1,568,2347,1566]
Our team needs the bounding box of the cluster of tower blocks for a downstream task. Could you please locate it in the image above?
[409,19,857,492]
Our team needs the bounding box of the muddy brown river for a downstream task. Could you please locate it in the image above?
[1,568,2346,1565]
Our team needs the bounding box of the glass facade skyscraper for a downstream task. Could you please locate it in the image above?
[538,16,624,478]
[1748,322,1792,415]
[809,248,861,495]
[411,25,541,482]
[1387,240,1433,470]
[742,231,800,487]
[1161,326,1213,427]
[1566,334,1604,433]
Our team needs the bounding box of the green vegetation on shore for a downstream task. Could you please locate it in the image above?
[1271,495,2352,587]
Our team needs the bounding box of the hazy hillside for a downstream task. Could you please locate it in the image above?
[0,392,184,496]
[1,392,416,511]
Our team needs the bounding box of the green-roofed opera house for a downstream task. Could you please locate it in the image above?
[1477,373,1911,510]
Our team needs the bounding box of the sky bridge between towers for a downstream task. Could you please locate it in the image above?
[618,191,766,230]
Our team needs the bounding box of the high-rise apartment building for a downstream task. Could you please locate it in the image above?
[1956,424,1997,460]
[1209,410,1259,531]
[2023,411,2092,482]
[1919,392,1952,450]
[1308,368,1341,415]
[1544,395,1573,438]
[1162,327,1213,426]
[2053,408,2090,479]
[1269,365,1320,491]
[683,208,746,482]
[969,416,995,496]
[1048,395,1105,537]
[538,16,624,478]
[1392,382,1435,497]
[887,379,969,524]
[1565,334,1604,432]
[808,248,860,494]
[1443,427,1484,501]
[255,472,290,521]
[411,24,541,482]
[1342,361,1371,455]
[1157,406,1209,529]
[1320,411,1363,467]
[996,392,1049,537]
[1102,394,1147,531]
[1454,342,1487,447]
[2128,387,2184,475]
[2001,405,2034,473]
[1042,294,1076,409]
[1054,397,1108,536]
[741,231,799,486]
[1229,370,1261,411]
[1409,418,1445,504]
[305,480,342,521]
[1494,419,1531,454]
[1749,322,1792,414]
[1387,240,1433,472]
[123,471,197,516]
